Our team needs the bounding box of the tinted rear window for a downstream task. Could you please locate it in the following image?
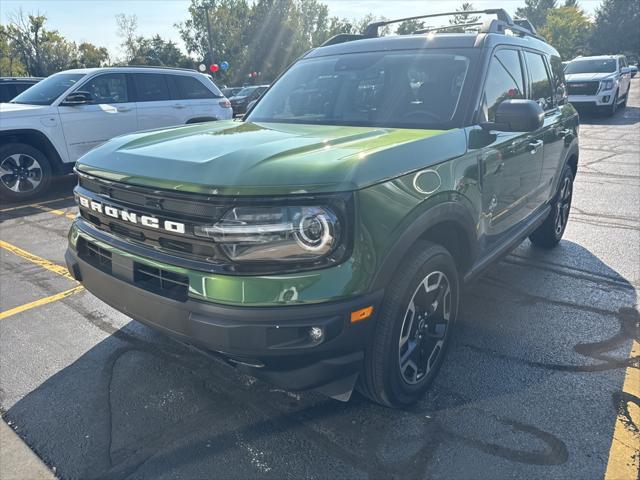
[173,75,217,99]
[133,74,171,102]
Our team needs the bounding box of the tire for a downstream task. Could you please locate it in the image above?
[529,164,574,249]
[605,92,618,116]
[357,241,459,408]
[0,143,52,201]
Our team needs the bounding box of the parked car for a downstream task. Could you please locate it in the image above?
[564,55,632,115]
[0,77,43,103]
[221,86,243,98]
[229,85,269,116]
[66,9,579,408]
[629,65,638,78]
[0,66,232,200]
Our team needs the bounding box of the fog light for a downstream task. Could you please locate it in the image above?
[602,95,610,103]
[309,326,324,343]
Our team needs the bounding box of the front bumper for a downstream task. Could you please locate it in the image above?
[65,238,382,395]
[568,92,616,107]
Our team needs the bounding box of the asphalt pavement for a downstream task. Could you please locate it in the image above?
[0,81,638,480]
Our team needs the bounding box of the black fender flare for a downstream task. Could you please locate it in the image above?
[370,200,479,292]
[186,117,218,124]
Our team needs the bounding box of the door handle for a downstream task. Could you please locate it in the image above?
[117,107,132,112]
[173,104,187,109]
[528,140,543,154]
[559,128,572,138]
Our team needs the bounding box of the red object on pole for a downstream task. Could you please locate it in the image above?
[210,64,220,73]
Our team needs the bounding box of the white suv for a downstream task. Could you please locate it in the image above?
[0,66,233,200]
[564,55,632,116]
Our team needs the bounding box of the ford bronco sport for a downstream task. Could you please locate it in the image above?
[66,10,579,408]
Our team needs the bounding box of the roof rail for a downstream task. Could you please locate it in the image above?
[414,22,484,34]
[363,8,513,37]
[321,33,367,47]
[110,65,198,73]
[362,8,542,40]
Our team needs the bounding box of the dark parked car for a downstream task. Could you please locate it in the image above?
[0,77,43,103]
[229,85,269,116]
[221,87,243,98]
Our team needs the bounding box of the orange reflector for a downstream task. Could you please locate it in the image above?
[350,306,374,323]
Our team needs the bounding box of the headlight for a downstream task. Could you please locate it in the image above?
[194,205,342,262]
[601,79,614,91]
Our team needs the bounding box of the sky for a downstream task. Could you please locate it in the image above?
[1,0,603,57]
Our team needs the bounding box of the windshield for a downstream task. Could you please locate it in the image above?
[247,50,474,128]
[235,87,258,98]
[565,59,617,74]
[10,73,84,105]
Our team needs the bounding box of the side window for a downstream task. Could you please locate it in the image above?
[620,57,627,68]
[0,84,16,102]
[482,49,525,122]
[80,74,128,104]
[549,56,567,105]
[525,52,554,110]
[133,74,171,102]
[14,83,33,95]
[172,75,215,100]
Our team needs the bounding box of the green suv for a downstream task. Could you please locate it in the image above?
[66,10,579,407]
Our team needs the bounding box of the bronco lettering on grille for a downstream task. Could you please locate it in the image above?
[77,195,186,234]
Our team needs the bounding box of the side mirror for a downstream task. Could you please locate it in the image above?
[621,67,632,75]
[61,91,93,106]
[481,99,544,133]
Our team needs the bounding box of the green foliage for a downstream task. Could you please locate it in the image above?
[76,42,109,68]
[516,0,557,28]
[590,0,640,57]
[177,0,380,84]
[538,6,592,59]
[0,25,27,76]
[396,19,425,35]
[448,2,480,32]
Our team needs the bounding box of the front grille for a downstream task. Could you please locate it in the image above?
[76,173,223,264]
[134,263,189,301]
[567,81,599,96]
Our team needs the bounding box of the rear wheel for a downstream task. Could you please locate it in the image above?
[529,164,574,249]
[0,143,52,201]
[357,241,459,408]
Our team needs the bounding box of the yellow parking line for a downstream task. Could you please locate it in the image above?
[0,195,74,213]
[0,240,75,281]
[605,340,640,480]
[31,203,77,220]
[0,286,84,320]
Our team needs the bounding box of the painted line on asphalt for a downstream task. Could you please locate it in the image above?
[0,195,74,213]
[0,240,75,281]
[31,203,77,220]
[0,286,84,320]
[604,339,640,480]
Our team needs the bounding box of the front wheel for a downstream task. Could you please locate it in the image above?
[0,143,52,201]
[605,92,619,116]
[529,164,574,249]
[357,241,459,408]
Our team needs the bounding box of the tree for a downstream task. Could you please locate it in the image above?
[115,13,139,62]
[4,10,79,76]
[590,0,640,57]
[0,25,27,76]
[396,19,425,35]
[77,42,109,68]
[539,6,592,59]
[516,0,557,29]
[449,2,480,31]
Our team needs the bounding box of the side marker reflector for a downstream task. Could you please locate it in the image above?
[351,306,374,323]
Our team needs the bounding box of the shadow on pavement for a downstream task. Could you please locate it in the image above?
[2,241,638,479]
[0,175,77,221]
[577,105,640,126]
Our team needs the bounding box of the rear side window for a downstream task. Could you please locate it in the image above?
[14,83,34,96]
[525,52,554,110]
[172,75,216,99]
[133,74,171,102]
[0,84,16,103]
[81,74,129,104]
[482,49,525,121]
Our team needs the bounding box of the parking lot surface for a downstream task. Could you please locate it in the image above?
[1,80,638,480]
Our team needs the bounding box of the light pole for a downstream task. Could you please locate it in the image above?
[197,5,214,68]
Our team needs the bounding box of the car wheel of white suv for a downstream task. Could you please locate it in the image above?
[0,143,52,201]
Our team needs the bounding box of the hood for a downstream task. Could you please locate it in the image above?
[565,72,614,82]
[76,120,466,195]
[0,103,54,118]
